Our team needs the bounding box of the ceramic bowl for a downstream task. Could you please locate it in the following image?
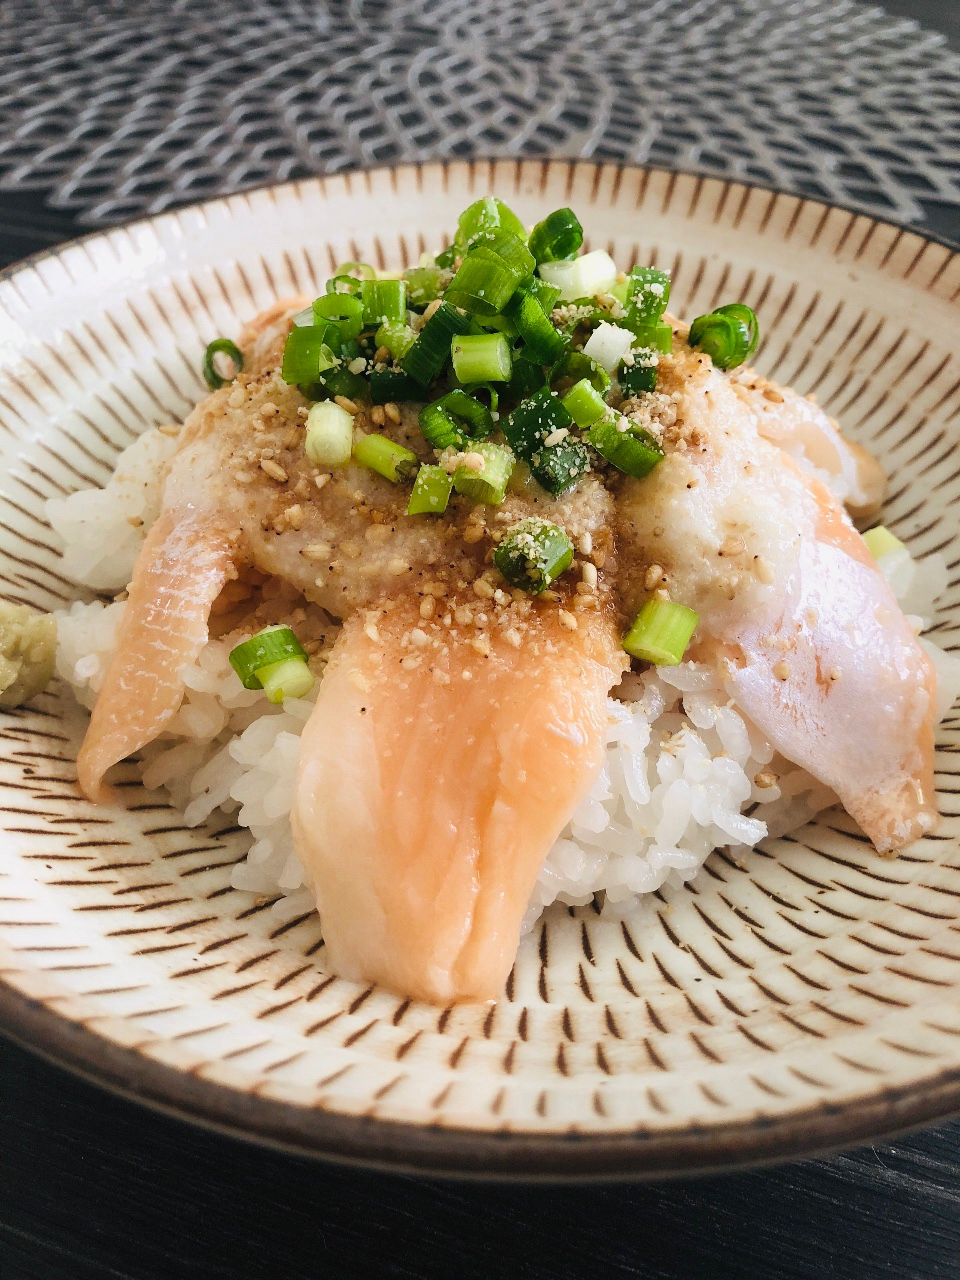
[1,161,959,1178]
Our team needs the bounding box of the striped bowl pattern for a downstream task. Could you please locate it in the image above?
[0,162,959,1178]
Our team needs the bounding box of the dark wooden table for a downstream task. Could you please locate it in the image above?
[2,4,960,1276]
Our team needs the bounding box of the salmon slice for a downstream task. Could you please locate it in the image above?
[77,508,238,802]
[291,598,625,1003]
[721,471,937,852]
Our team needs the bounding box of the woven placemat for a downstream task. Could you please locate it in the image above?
[0,0,956,229]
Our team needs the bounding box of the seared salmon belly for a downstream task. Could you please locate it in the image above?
[70,196,945,1002]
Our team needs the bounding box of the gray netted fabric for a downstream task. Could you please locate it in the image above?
[0,0,956,228]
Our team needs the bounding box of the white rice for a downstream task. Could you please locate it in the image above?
[48,427,960,931]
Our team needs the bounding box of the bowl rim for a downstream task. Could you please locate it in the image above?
[1,159,959,1179]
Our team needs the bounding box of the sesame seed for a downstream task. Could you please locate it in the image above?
[581,562,598,587]
[578,532,593,555]
[419,596,436,620]
[472,577,495,599]
[463,523,485,544]
[261,401,278,417]
[303,543,332,560]
[424,299,442,320]
[762,387,784,404]
[371,405,385,426]
[773,660,791,681]
[260,458,288,483]
[334,395,360,414]
[157,423,181,437]
[384,402,401,424]
[374,346,391,364]
[754,770,778,788]
[558,610,578,631]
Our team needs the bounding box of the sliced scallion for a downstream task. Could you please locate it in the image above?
[353,433,419,483]
[305,400,354,468]
[407,464,453,515]
[401,302,473,387]
[630,320,673,354]
[688,303,759,369]
[332,261,376,281]
[550,349,610,395]
[369,368,424,404]
[561,378,609,428]
[502,386,573,459]
[623,266,671,332]
[493,518,574,593]
[528,207,584,264]
[503,286,567,363]
[530,437,590,497]
[375,320,417,360]
[619,358,658,396]
[582,321,636,373]
[508,355,547,400]
[312,292,364,340]
[259,656,315,705]
[589,415,665,479]
[452,441,514,505]
[863,525,905,559]
[419,389,493,450]
[456,196,527,251]
[405,265,447,309]
[281,326,340,385]
[202,338,244,390]
[317,365,367,402]
[537,250,618,302]
[451,333,512,383]
[229,625,308,690]
[623,599,699,666]
[360,278,407,327]
[444,243,526,316]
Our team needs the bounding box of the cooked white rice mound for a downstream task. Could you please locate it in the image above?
[50,427,960,931]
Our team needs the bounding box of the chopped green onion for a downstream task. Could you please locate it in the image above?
[623,267,671,332]
[863,525,905,559]
[305,400,354,467]
[623,599,699,666]
[317,365,367,401]
[313,292,364,340]
[281,326,340,385]
[333,261,376,281]
[407,464,453,515]
[452,441,515,505]
[369,368,423,403]
[550,349,610,395]
[530,437,590,496]
[582,321,635,373]
[524,275,562,314]
[474,311,520,340]
[405,265,447,309]
[451,333,512,383]
[229,625,308,690]
[444,242,527,317]
[353,433,419,483]
[688,303,759,369]
[493,518,574,594]
[375,320,417,360]
[528,207,583,263]
[589,415,665,479]
[419,389,493,450]
[202,338,244,390]
[502,386,573,459]
[326,274,363,298]
[434,244,457,270]
[401,302,473,387]
[630,320,673,354]
[503,286,567,363]
[538,250,618,302]
[259,656,315,705]
[508,356,547,400]
[619,358,658,396]
[291,306,316,328]
[361,278,407,327]
[562,378,609,428]
[456,196,527,251]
